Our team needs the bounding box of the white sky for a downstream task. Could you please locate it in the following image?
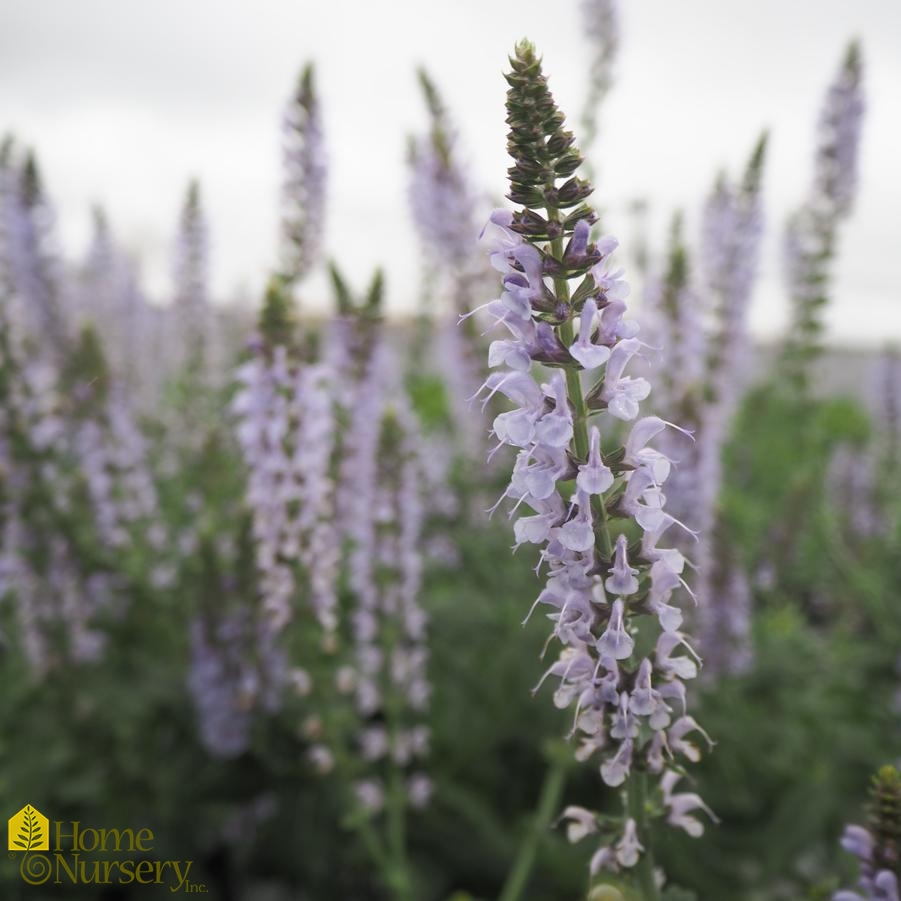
[1,0,898,345]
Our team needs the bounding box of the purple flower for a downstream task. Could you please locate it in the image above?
[474,41,712,877]
[280,64,327,283]
[172,181,209,368]
[783,44,864,385]
[579,0,620,172]
[815,42,865,217]
[188,615,254,759]
[232,314,342,709]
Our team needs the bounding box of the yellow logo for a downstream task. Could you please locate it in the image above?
[6,807,203,891]
[8,805,49,852]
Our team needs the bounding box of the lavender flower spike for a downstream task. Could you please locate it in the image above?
[231,278,341,705]
[782,41,865,388]
[280,63,327,285]
[475,41,712,893]
[408,69,489,460]
[172,180,210,371]
[408,69,481,284]
[834,766,901,901]
[694,138,766,676]
[579,0,620,175]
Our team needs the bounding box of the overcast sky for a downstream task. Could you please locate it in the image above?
[1,0,898,344]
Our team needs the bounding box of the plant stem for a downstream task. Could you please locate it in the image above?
[626,772,658,901]
[552,244,614,559]
[357,816,391,873]
[386,759,413,901]
[497,755,568,901]
[381,608,413,901]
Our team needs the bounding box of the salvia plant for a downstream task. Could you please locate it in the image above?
[4,148,69,359]
[407,69,490,462]
[641,135,767,524]
[835,765,901,901]
[700,135,767,416]
[231,278,339,709]
[781,41,864,390]
[475,41,714,897]
[0,25,893,901]
[172,179,211,375]
[78,207,157,400]
[285,271,434,901]
[1,143,161,674]
[280,63,327,286]
[639,135,766,679]
[579,0,620,182]
[342,399,432,901]
[692,138,766,677]
[854,346,901,538]
[874,348,901,482]
[827,347,901,546]
[408,68,483,303]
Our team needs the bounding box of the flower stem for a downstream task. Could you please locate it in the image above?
[550,232,614,560]
[386,762,413,901]
[626,772,658,901]
[497,753,568,901]
[382,612,414,901]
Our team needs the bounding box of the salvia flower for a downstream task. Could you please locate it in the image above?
[232,279,340,703]
[188,614,255,759]
[475,41,712,883]
[280,64,327,284]
[641,138,766,677]
[782,42,865,388]
[701,136,766,400]
[345,383,432,810]
[0,227,126,672]
[322,274,432,811]
[815,41,865,219]
[642,215,705,422]
[172,180,210,373]
[78,208,157,397]
[409,70,491,461]
[835,766,901,901]
[408,69,481,280]
[354,400,430,788]
[66,328,159,551]
[874,348,901,474]
[579,0,620,177]
[3,148,68,359]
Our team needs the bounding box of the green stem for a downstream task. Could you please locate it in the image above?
[324,655,409,899]
[381,603,413,901]
[559,319,590,459]
[356,816,391,873]
[626,772,658,901]
[386,759,413,901]
[551,235,614,560]
[497,755,568,901]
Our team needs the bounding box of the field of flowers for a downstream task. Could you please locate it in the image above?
[0,3,898,900]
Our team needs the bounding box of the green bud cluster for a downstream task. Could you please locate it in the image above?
[504,41,595,242]
[870,765,901,875]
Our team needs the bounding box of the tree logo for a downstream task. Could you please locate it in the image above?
[8,805,49,852]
